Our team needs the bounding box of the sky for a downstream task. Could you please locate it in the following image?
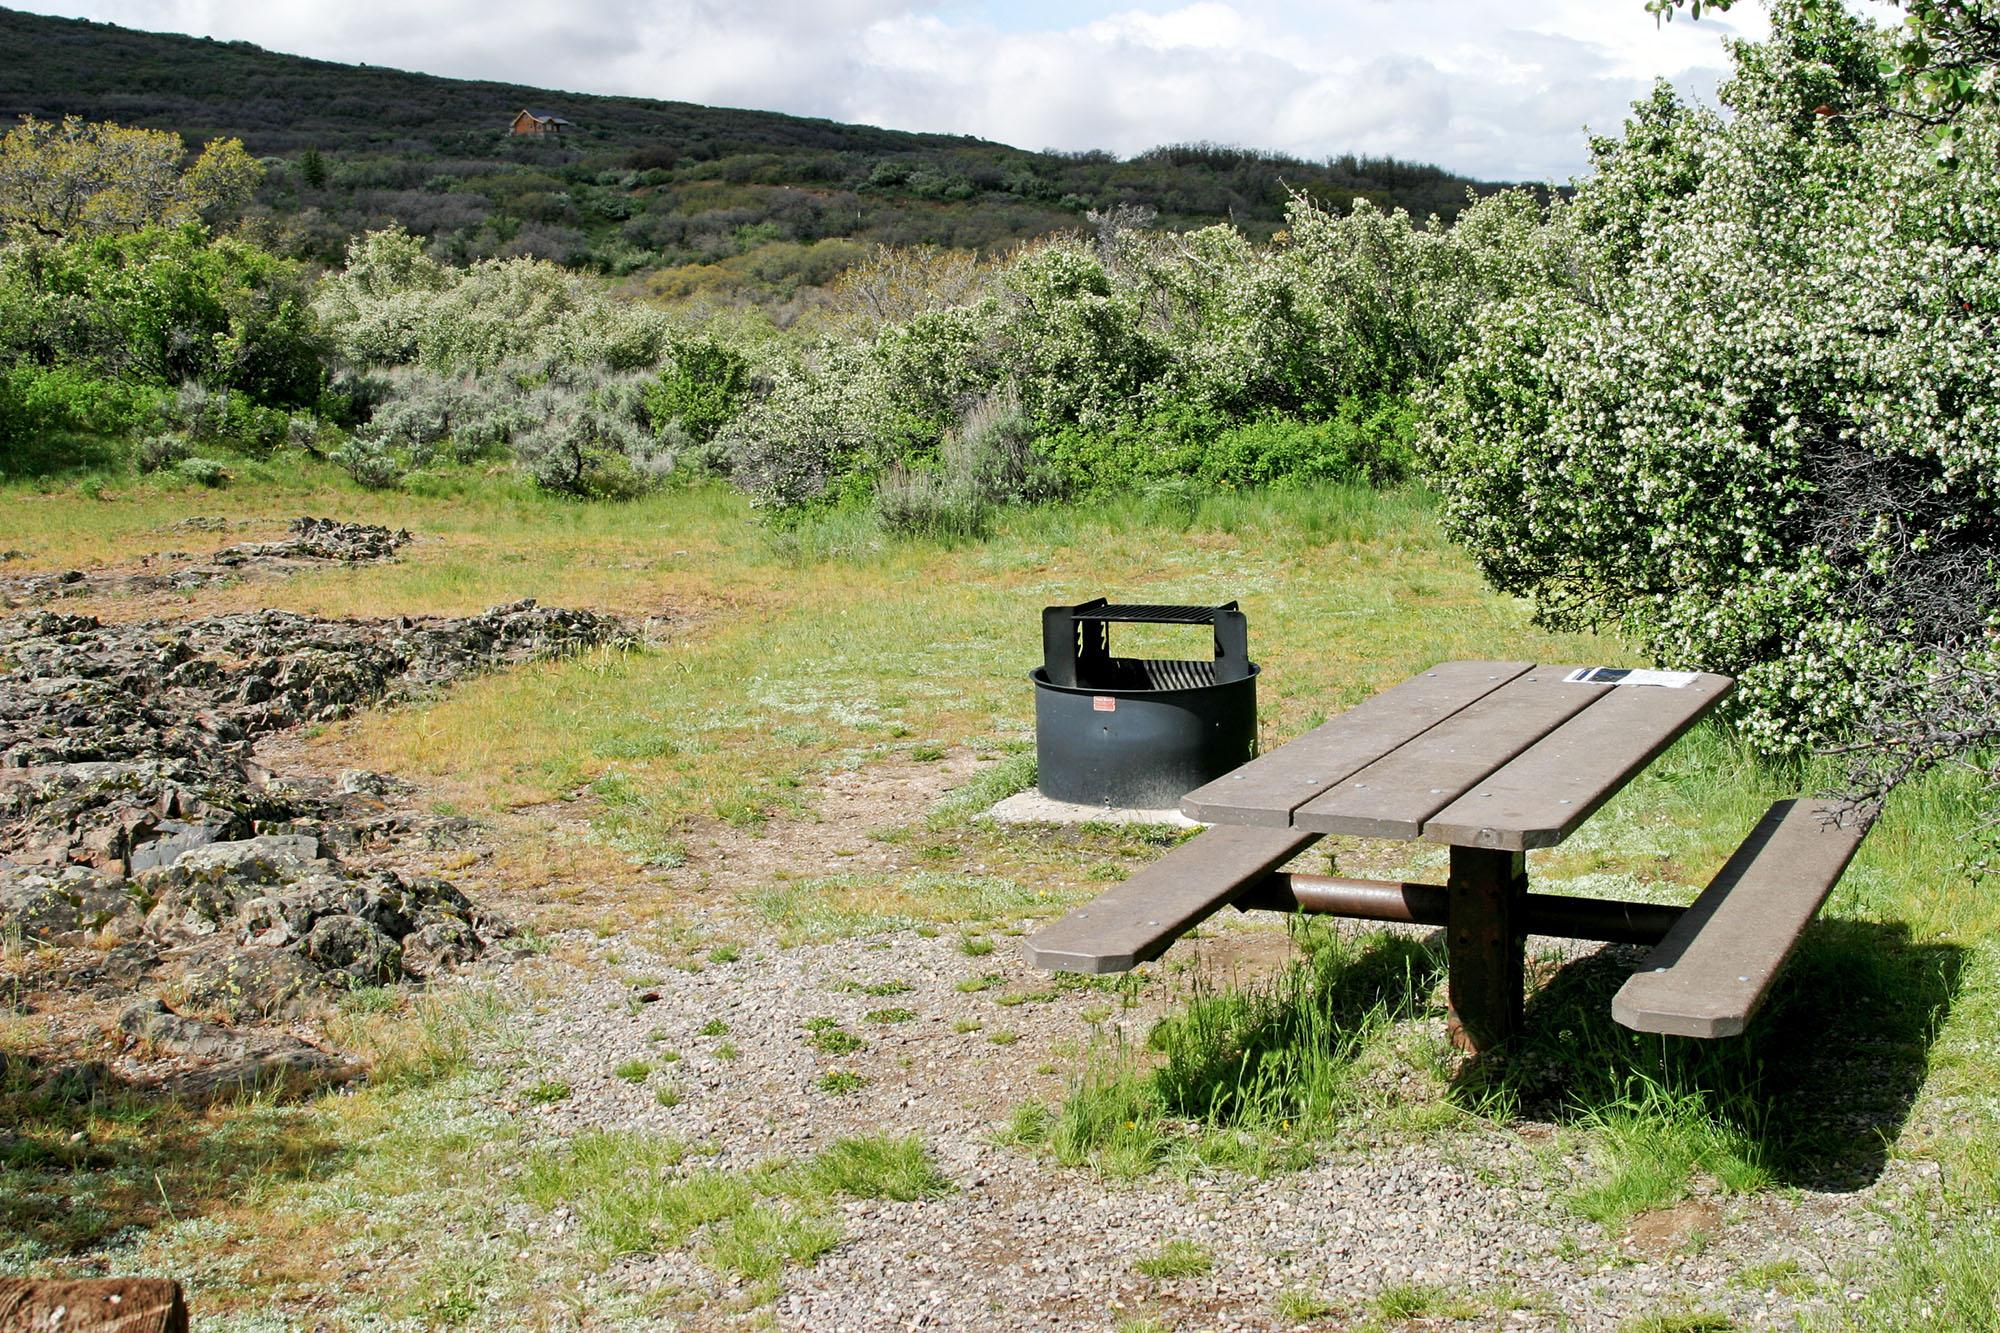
[11,0,1786,181]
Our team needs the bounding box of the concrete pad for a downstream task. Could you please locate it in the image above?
[983,790,1203,829]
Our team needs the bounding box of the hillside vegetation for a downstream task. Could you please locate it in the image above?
[0,5,1512,314]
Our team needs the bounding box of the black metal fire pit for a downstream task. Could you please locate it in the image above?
[1031,598,1258,808]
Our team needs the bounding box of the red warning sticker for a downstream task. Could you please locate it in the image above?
[1092,696,1116,712]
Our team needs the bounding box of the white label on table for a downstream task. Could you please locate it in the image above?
[1564,667,1701,688]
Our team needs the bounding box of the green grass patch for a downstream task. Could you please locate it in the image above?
[522,1079,572,1106]
[1563,1088,1771,1228]
[1273,1287,1337,1321]
[837,979,913,996]
[518,1130,948,1290]
[1025,925,1441,1177]
[751,871,1061,941]
[1133,1238,1213,1279]
[1620,1312,1734,1333]
[1372,1282,1480,1321]
[804,1018,867,1054]
[786,1133,953,1202]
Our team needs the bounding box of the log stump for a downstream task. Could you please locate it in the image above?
[0,1278,188,1332]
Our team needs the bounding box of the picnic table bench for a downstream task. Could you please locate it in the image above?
[1025,661,1875,1051]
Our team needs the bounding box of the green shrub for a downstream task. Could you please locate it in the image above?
[173,455,229,487]
[719,344,920,514]
[513,374,670,498]
[133,430,190,473]
[1034,404,1215,498]
[360,367,524,465]
[0,364,166,445]
[941,390,1056,505]
[0,225,328,409]
[315,226,675,375]
[874,468,988,541]
[166,382,291,454]
[999,239,1165,430]
[645,337,750,442]
[1036,399,1414,498]
[337,434,407,490]
[1421,2,2000,757]
[1197,401,1416,489]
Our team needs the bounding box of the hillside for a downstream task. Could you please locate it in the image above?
[0,6,1520,314]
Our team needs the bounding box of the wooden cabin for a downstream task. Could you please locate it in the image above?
[510,109,572,135]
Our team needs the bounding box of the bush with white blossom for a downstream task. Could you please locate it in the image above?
[1421,0,1999,757]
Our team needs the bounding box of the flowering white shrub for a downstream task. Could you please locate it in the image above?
[1422,0,2000,755]
[717,342,913,512]
[995,238,1167,429]
[312,227,452,366]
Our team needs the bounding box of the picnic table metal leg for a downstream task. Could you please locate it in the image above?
[1445,845,1527,1054]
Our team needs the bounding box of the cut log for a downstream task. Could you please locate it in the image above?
[0,1278,188,1333]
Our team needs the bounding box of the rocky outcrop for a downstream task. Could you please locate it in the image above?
[119,998,362,1098]
[0,516,411,606]
[2,832,511,1025]
[0,538,639,1097]
[0,598,632,872]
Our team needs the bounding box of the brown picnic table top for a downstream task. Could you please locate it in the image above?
[1179,660,1733,849]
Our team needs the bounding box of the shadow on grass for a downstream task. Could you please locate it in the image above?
[1151,928,1446,1123]
[1458,918,1966,1192]
[0,430,131,483]
[0,1054,348,1259]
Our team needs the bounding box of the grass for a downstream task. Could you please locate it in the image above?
[522,1079,572,1105]
[1018,923,1443,1177]
[839,978,913,996]
[750,871,1062,942]
[1274,1286,1337,1321]
[6,470,1994,1321]
[1562,1088,1770,1228]
[804,1018,866,1054]
[324,986,507,1090]
[815,1070,868,1094]
[1372,1282,1480,1321]
[1133,1238,1213,1278]
[1620,1313,1734,1333]
[516,1129,947,1291]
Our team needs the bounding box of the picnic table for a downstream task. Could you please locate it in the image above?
[1025,660,1876,1053]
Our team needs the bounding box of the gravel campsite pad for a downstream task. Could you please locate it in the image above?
[479,922,1913,1331]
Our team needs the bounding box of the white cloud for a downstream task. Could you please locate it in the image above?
[12,0,1794,179]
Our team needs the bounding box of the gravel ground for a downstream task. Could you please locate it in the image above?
[476,920,1910,1331]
